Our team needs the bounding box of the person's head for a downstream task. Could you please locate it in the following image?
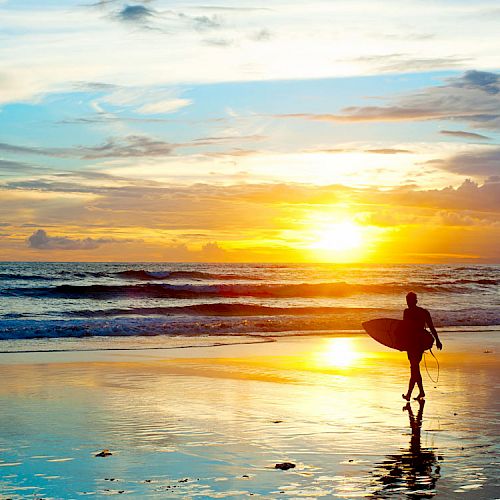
[406,291,418,307]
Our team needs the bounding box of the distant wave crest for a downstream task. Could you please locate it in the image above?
[0,273,52,281]
[8,281,454,299]
[116,269,262,281]
[71,303,378,317]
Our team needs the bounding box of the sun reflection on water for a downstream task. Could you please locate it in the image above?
[317,338,360,368]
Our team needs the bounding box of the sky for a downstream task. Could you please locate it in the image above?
[1,0,499,262]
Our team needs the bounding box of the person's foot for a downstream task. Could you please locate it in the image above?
[413,393,425,400]
[402,393,411,401]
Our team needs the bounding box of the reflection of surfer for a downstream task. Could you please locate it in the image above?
[402,292,442,401]
[402,399,440,492]
[372,399,440,496]
[403,399,440,490]
[405,399,426,460]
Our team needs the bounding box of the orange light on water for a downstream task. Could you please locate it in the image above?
[318,338,360,368]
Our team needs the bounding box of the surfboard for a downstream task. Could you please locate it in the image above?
[362,318,434,352]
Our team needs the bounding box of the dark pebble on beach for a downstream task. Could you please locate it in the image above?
[273,420,283,423]
[95,449,112,457]
[438,456,444,460]
[275,462,295,470]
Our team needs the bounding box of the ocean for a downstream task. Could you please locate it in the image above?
[0,262,498,345]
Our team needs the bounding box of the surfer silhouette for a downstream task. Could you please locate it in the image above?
[402,292,442,401]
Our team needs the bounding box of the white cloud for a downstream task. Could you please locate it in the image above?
[137,98,192,114]
[91,86,192,115]
[1,1,500,105]
[99,141,471,188]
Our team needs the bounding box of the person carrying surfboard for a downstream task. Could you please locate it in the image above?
[402,292,442,401]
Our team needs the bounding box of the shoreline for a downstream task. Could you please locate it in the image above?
[1,322,499,343]
[0,324,498,357]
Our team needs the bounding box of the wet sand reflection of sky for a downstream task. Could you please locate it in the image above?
[0,334,498,498]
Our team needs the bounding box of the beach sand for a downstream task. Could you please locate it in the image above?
[0,331,499,498]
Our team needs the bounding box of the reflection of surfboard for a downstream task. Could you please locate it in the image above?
[362,318,434,352]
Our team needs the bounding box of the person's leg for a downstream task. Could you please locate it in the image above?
[403,379,415,401]
[412,352,425,399]
[403,351,417,401]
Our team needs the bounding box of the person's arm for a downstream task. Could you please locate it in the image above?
[425,310,442,350]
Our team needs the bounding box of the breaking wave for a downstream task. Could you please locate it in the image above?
[71,303,377,317]
[115,269,263,281]
[0,306,498,340]
[8,282,458,299]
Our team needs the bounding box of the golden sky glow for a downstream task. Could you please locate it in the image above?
[0,1,499,262]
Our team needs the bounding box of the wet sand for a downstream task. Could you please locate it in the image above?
[0,331,499,498]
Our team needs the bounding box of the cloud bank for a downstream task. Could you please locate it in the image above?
[27,229,118,250]
[279,71,500,130]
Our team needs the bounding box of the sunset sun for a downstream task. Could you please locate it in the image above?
[299,215,372,262]
[312,221,364,252]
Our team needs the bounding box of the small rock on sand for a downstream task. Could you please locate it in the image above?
[275,462,295,470]
[95,449,112,457]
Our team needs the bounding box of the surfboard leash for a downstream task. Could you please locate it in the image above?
[424,348,440,384]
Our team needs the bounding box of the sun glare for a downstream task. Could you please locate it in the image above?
[311,221,364,252]
[293,213,376,262]
[318,338,360,368]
